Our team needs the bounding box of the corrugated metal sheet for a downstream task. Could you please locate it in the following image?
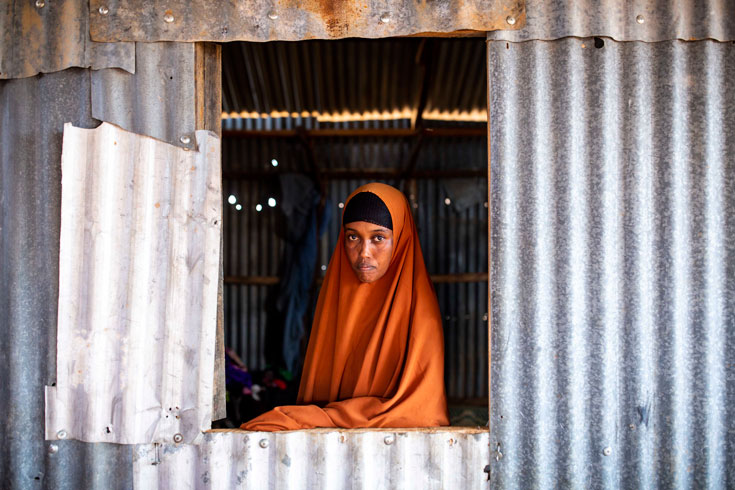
[1,68,134,488]
[88,0,523,42]
[487,0,735,42]
[133,428,490,489]
[488,38,735,487]
[45,122,221,445]
[0,0,134,80]
[222,39,488,120]
[91,42,197,148]
[222,131,489,402]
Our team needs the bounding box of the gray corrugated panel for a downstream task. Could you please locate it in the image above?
[133,428,490,489]
[487,0,735,42]
[221,39,487,119]
[488,38,735,487]
[0,0,134,79]
[1,69,133,488]
[88,0,522,42]
[91,42,197,148]
[46,122,221,446]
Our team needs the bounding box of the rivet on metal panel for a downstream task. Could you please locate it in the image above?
[505,16,516,26]
[339,435,346,443]
[482,313,488,322]
[48,444,59,455]
[384,434,395,445]
[173,433,184,443]
[56,430,68,440]
[379,12,391,24]
[629,424,636,431]
[35,0,45,8]
[180,135,191,145]
[259,439,269,448]
[164,12,175,23]
[636,15,645,24]
[447,438,455,446]
[268,11,278,20]
[602,447,612,456]
[98,6,109,15]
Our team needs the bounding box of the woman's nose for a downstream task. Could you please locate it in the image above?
[359,242,371,258]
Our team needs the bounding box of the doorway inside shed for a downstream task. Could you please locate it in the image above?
[219,38,488,428]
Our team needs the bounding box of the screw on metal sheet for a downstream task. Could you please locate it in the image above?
[48,444,59,455]
[164,12,175,23]
[98,6,109,15]
[268,11,278,20]
[259,439,269,448]
[494,443,503,461]
[180,135,191,145]
[602,446,612,456]
[383,434,395,445]
[35,0,45,8]
[173,433,183,443]
[506,16,516,26]
[636,15,645,24]
[379,12,391,23]
[629,424,636,431]
[56,430,68,440]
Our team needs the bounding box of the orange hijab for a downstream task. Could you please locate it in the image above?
[241,183,449,431]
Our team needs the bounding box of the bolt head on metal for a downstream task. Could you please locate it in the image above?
[173,433,183,443]
[99,6,109,15]
[267,11,278,20]
[35,0,45,8]
[180,135,191,145]
[259,439,269,448]
[383,434,395,445]
[48,444,59,454]
[602,446,612,456]
[164,12,175,23]
[636,15,645,24]
[379,12,391,23]
[506,16,516,25]
[56,430,68,440]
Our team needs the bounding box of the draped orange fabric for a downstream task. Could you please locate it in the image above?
[241,183,449,431]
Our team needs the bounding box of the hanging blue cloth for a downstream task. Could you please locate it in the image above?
[273,174,330,374]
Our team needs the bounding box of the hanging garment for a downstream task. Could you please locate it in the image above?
[241,183,449,430]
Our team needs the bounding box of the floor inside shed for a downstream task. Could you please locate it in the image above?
[217,37,489,429]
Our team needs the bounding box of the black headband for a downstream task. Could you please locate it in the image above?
[342,192,393,230]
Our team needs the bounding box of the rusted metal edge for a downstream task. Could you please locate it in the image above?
[89,0,525,42]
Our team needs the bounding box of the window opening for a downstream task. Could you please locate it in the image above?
[216,37,489,429]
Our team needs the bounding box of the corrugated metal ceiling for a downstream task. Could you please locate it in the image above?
[221,39,488,122]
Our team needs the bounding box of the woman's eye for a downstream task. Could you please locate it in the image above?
[374,235,384,241]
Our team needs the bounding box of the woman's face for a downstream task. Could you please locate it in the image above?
[344,221,394,283]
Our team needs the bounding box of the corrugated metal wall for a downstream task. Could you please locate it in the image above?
[0,41,213,487]
[488,38,735,487]
[222,130,489,401]
[0,69,134,489]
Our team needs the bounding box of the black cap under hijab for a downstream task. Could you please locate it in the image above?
[342,191,393,230]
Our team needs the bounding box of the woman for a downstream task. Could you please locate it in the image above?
[241,183,448,430]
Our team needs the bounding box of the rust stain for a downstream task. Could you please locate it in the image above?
[155,202,161,208]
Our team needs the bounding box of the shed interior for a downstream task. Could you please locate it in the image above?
[218,38,489,427]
